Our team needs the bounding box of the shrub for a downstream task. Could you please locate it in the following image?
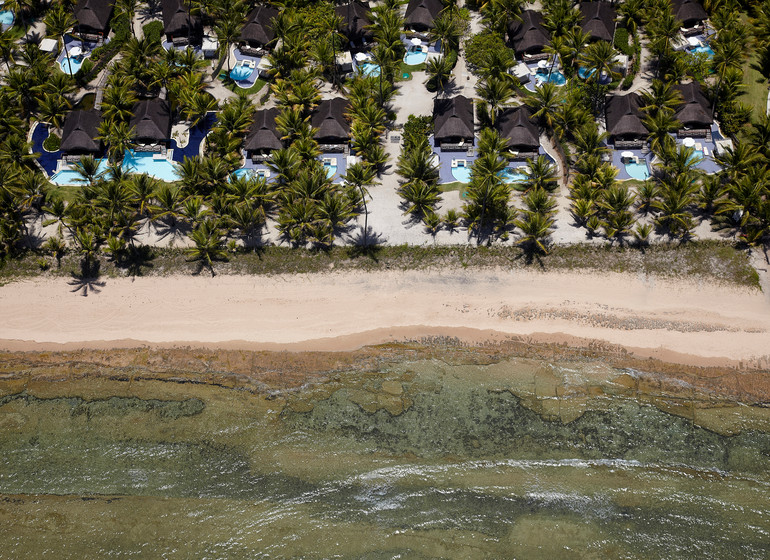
[143,21,164,47]
[613,27,633,57]
[464,30,514,75]
[43,132,60,152]
[403,114,433,150]
[621,75,634,89]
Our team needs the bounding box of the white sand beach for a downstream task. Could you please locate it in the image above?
[1,268,769,369]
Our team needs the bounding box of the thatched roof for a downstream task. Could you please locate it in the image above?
[60,109,102,153]
[580,2,616,42]
[605,93,648,140]
[245,108,282,152]
[240,5,279,47]
[497,106,539,151]
[161,0,201,37]
[433,95,474,142]
[671,0,708,27]
[74,0,114,34]
[335,1,373,44]
[405,0,443,31]
[312,98,350,143]
[508,10,550,55]
[675,82,712,128]
[130,99,171,142]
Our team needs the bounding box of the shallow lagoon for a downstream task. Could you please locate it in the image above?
[1,352,768,558]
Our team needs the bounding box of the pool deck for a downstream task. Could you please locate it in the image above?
[237,151,347,184]
[228,47,265,89]
[57,35,99,75]
[610,148,654,181]
[170,112,216,162]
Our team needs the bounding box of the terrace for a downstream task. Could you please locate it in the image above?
[227,46,270,88]
[518,58,567,92]
[401,35,441,66]
[57,34,99,75]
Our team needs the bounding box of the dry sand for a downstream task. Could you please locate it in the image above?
[1,268,769,369]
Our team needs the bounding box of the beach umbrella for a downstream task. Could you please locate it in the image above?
[411,37,422,46]
[354,52,367,62]
[682,137,695,147]
[621,151,634,158]
[69,46,82,57]
[537,59,548,68]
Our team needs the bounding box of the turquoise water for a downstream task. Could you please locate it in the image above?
[536,69,566,86]
[230,64,254,81]
[359,62,380,77]
[578,66,595,79]
[59,55,88,75]
[690,45,715,57]
[625,160,650,180]
[451,164,471,182]
[323,162,338,178]
[232,168,254,179]
[123,151,179,181]
[404,47,427,65]
[1,352,769,557]
[0,9,13,25]
[51,153,178,185]
[688,149,705,164]
[500,167,527,183]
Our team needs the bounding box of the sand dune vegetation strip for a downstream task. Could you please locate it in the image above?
[1,268,769,368]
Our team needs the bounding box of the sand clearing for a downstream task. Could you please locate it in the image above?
[1,269,769,368]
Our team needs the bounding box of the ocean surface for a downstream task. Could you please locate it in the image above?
[1,353,769,558]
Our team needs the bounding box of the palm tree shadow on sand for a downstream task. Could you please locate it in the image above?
[68,260,106,296]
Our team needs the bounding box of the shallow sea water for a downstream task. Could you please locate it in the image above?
[1,355,769,558]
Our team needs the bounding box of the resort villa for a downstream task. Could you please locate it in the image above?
[497,106,540,161]
[130,98,172,150]
[73,0,113,41]
[579,1,617,42]
[404,0,443,33]
[674,82,713,136]
[244,107,282,162]
[60,109,103,159]
[508,10,551,59]
[671,0,709,32]
[335,1,373,52]
[161,0,202,45]
[605,93,648,149]
[434,95,475,151]
[239,4,279,54]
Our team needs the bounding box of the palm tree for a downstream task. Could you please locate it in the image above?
[425,55,454,98]
[98,120,135,163]
[644,110,679,155]
[44,4,77,76]
[398,180,442,218]
[344,162,376,247]
[516,211,554,254]
[73,228,101,276]
[114,0,138,37]
[430,10,463,53]
[464,151,509,236]
[212,12,244,78]
[72,156,106,187]
[476,76,514,126]
[525,83,565,134]
[711,41,745,120]
[517,156,558,193]
[187,220,227,276]
[0,29,17,72]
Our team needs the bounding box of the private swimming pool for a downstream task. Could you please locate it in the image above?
[230,65,254,81]
[404,46,427,65]
[359,62,380,77]
[49,159,110,185]
[499,168,527,183]
[123,151,179,182]
[535,69,567,86]
[689,45,715,57]
[624,160,650,181]
[0,9,14,26]
[451,161,471,182]
[59,55,89,75]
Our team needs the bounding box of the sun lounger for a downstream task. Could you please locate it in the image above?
[702,146,708,156]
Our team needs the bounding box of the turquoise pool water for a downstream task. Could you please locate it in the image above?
[535,69,566,86]
[323,162,337,178]
[689,45,715,57]
[50,159,110,185]
[404,46,427,65]
[230,65,254,81]
[0,9,14,25]
[59,55,88,75]
[123,152,179,181]
[359,62,380,77]
[687,149,705,164]
[499,168,526,183]
[232,168,254,179]
[452,164,471,182]
[578,66,595,79]
[625,160,650,181]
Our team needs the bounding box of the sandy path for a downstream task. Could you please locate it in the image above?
[1,269,769,367]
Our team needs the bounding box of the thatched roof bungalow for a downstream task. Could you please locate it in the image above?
[130,99,171,144]
[74,0,113,37]
[245,108,282,157]
[671,0,708,28]
[60,109,102,155]
[579,2,616,42]
[405,0,444,32]
[497,106,539,155]
[240,4,279,50]
[605,93,648,144]
[335,1,373,48]
[312,98,350,145]
[507,10,550,57]
[674,82,712,130]
[161,0,202,43]
[433,95,474,148]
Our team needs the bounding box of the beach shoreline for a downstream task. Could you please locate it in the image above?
[1,268,769,371]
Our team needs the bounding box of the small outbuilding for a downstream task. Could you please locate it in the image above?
[404,0,444,32]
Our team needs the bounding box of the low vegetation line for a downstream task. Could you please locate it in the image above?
[0,240,760,289]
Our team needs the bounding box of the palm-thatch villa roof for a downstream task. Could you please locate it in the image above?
[74,0,114,36]
[507,10,550,56]
[60,109,102,154]
[497,106,539,152]
[433,95,474,145]
[240,4,279,48]
[405,0,444,32]
[674,82,712,128]
[161,0,202,41]
[579,2,616,42]
[245,108,282,154]
[130,99,171,143]
[671,0,708,28]
[312,98,350,144]
[605,93,648,142]
[335,1,373,46]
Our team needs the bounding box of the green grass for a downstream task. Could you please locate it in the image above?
[439,181,470,198]
[397,61,426,81]
[0,241,760,289]
[219,72,268,95]
[742,49,768,119]
[46,184,81,203]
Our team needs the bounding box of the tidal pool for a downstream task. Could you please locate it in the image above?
[1,353,769,558]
